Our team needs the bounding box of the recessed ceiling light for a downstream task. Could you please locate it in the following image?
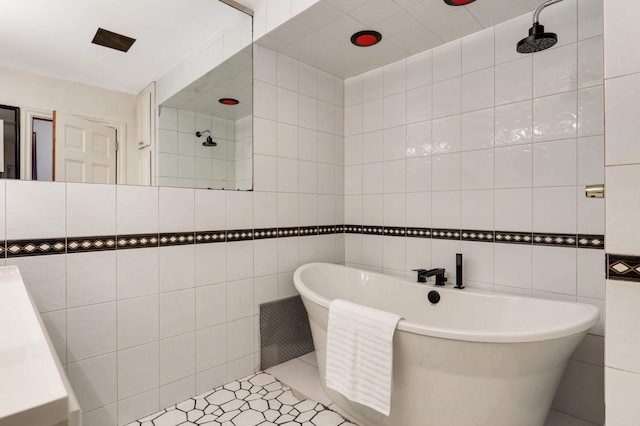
[219,98,239,105]
[443,0,476,5]
[91,28,136,52]
[350,30,382,47]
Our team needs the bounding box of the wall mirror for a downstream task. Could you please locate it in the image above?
[1,0,252,189]
[156,44,253,190]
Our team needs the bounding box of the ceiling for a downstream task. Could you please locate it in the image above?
[161,46,253,120]
[255,0,550,79]
[0,0,246,94]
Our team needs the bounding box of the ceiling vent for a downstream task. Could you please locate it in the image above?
[91,28,136,53]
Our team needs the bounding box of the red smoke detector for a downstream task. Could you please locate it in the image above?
[350,30,382,47]
[444,0,476,5]
[219,98,239,105]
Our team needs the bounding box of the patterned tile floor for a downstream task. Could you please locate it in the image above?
[126,372,357,426]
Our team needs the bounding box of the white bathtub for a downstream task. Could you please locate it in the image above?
[293,263,599,426]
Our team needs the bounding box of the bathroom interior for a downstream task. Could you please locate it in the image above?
[1,0,639,425]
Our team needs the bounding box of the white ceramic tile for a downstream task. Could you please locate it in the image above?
[177,132,196,157]
[578,86,604,137]
[177,110,196,134]
[117,248,159,299]
[117,295,159,350]
[361,234,383,268]
[117,389,159,426]
[461,27,494,74]
[433,39,461,82]
[433,115,461,154]
[277,122,299,159]
[461,190,494,230]
[116,185,158,235]
[226,355,255,382]
[576,250,605,300]
[383,160,406,193]
[407,85,432,124]
[494,188,533,231]
[461,108,494,151]
[277,87,299,126]
[158,187,194,233]
[382,236,405,271]
[159,107,178,131]
[383,60,406,97]
[160,332,195,385]
[196,325,226,372]
[67,302,116,362]
[461,68,494,113]
[607,279,640,373]
[117,342,159,400]
[578,0,603,41]
[406,192,431,228]
[195,282,226,331]
[299,194,318,226]
[344,104,363,136]
[407,50,433,90]
[278,157,299,193]
[362,68,384,102]
[41,310,66,364]
[384,93,407,128]
[495,56,532,106]
[532,246,577,295]
[299,62,318,98]
[277,237,300,273]
[494,12,533,65]
[383,194,406,227]
[194,190,225,231]
[67,251,116,308]
[277,53,298,91]
[345,76,363,107]
[431,191,461,229]
[432,153,460,192]
[7,255,65,312]
[159,245,195,292]
[406,121,432,158]
[533,91,577,142]
[579,296,604,336]
[494,244,532,289]
[254,238,279,278]
[460,241,494,284]
[278,193,300,228]
[362,163,384,195]
[494,144,532,188]
[361,195,382,226]
[542,0,577,48]
[433,77,462,118]
[157,153,177,178]
[533,139,577,187]
[605,73,640,165]
[461,149,494,190]
[344,135,363,166]
[227,317,254,361]
[195,365,227,395]
[253,155,277,192]
[605,368,640,426]
[606,165,640,253]
[578,188,604,235]
[383,126,407,161]
[177,156,196,180]
[406,157,432,193]
[533,187,577,233]
[278,270,298,299]
[160,289,195,339]
[227,278,254,321]
[362,99,383,133]
[6,180,65,239]
[533,43,577,98]
[578,36,604,89]
[254,118,277,156]
[431,239,461,282]
[226,191,253,229]
[551,360,605,425]
[494,100,533,146]
[66,183,116,237]
[345,234,362,265]
[82,404,117,426]
[67,353,117,412]
[254,274,279,312]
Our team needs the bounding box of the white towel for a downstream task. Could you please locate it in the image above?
[325,299,402,416]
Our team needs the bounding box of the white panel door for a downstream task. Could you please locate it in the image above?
[53,111,117,184]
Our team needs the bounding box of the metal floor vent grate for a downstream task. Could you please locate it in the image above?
[260,296,315,370]
[91,28,136,52]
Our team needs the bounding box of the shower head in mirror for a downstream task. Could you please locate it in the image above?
[196,129,217,147]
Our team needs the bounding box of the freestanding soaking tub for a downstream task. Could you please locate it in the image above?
[293,263,599,426]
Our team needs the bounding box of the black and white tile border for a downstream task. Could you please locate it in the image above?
[608,254,640,283]
[2,225,605,258]
[126,372,355,426]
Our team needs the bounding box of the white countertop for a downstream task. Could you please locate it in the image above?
[0,265,68,426]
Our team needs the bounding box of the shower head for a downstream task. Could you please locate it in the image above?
[196,129,217,147]
[202,136,217,147]
[516,23,557,53]
[516,0,563,54]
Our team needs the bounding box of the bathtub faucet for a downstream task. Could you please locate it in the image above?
[412,268,448,286]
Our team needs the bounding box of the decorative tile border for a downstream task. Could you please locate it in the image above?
[7,239,66,258]
[67,236,117,253]
[3,225,604,258]
[608,254,640,283]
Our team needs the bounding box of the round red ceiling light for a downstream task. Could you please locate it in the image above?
[350,30,382,47]
[444,0,476,5]
[219,98,239,105]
